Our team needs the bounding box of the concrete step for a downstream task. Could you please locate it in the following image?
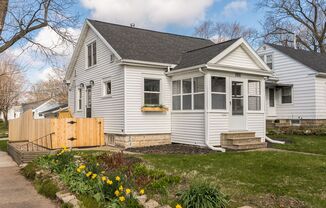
[223,142,267,150]
[228,137,262,145]
[221,131,256,139]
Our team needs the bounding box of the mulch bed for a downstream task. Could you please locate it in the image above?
[126,144,214,154]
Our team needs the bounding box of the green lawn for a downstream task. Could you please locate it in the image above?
[269,135,326,155]
[0,140,7,152]
[143,151,326,208]
[0,121,8,138]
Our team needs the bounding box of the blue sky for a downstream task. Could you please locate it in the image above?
[14,0,265,83]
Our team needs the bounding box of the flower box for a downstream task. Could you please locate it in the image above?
[141,106,168,112]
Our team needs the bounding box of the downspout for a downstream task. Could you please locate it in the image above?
[199,68,226,152]
[265,136,285,144]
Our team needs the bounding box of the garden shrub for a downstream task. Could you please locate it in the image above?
[79,195,101,208]
[35,179,60,200]
[21,162,37,180]
[61,203,74,208]
[178,182,229,208]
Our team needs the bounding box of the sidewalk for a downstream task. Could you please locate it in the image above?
[0,151,56,208]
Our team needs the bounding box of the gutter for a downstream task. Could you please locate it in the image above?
[199,68,226,152]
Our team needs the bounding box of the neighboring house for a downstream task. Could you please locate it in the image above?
[257,44,326,127]
[0,105,22,121]
[39,104,70,118]
[22,99,62,119]
[65,19,272,150]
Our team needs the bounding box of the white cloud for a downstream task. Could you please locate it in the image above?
[223,0,247,16]
[37,67,57,81]
[81,0,215,29]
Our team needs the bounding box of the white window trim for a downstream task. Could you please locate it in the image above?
[281,86,293,105]
[76,87,83,112]
[142,77,162,106]
[85,40,97,70]
[211,76,228,112]
[247,80,263,112]
[102,78,112,98]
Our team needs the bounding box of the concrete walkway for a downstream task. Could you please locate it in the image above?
[0,151,57,208]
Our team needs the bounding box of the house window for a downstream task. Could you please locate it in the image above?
[87,41,97,67]
[248,80,261,111]
[211,77,226,110]
[172,80,181,110]
[144,79,160,106]
[182,79,192,110]
[77,88,82,111]
[269,88,275,107]
[282,86,292,104]
[193,76,204,109]
[266,54,273,69]
[103,80,111,96]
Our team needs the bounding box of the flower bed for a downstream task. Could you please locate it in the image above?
[22,147,228,208]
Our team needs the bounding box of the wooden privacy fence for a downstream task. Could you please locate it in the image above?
[9,110,104,149]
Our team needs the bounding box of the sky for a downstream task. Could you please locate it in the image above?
[8,0,266,83]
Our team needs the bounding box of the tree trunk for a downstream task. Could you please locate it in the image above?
[3,111,8,128]
[0,0,8,35]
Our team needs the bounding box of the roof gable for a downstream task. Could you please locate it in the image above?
[267,44,326,73]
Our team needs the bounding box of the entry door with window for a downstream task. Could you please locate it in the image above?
[267,88,276,117]
[229,80,246,130]
[86,86,92,118]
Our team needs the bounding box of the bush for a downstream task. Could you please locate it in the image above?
[79,195,101,208]
[178,182,229,208]
[21,162,37,180]
[35,179,60,200]
[61,203,74,208]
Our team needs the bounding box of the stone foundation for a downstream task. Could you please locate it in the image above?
[267,119,326,134]
[105,133,171,148]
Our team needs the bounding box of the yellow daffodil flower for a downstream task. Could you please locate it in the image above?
[76,168,81,173]
[119,196,125,202]
[101,176,107,181]
[139,189,145,195]
[176,204,182,208]
[107,180,113,185]
[114,190,120,196]
[91,174,97,179]
[119,185,123,191]
[115,176,121,181]
[86,172,92,177]
[125,189,131,194]
[79,165,86,169]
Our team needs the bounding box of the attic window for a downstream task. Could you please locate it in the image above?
[87,41,97,67]
[266,54,273,69]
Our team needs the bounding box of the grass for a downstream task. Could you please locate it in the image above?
[269,134,326,155]
[35,179,60,200]
[0,120,8,138]
[0,140,7,152]
[143,151,326,208]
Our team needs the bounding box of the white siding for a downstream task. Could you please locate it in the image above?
[247,113,265,140]
[171,112,205,146]
[218,46,260,70]
[257,45,316,119]
[208,113,228,146]
[315,77,326,119]
[68,27,124,134]
[124,65,171,134]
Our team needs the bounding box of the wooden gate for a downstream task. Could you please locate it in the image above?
[9,110,104,149]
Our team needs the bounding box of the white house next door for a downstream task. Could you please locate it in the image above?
[229,79,246,130]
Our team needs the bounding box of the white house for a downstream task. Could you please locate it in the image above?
[22,99,62,119]
[257,44,326,127]
[65,19,272,150]
[0,105,22,121]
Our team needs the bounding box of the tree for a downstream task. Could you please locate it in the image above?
[0,0,79,56]
[0,57,25,127]
[194,21,259,46]
[27,68,68,103]
[259,0,326,53]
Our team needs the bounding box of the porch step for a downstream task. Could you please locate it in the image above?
[223,142,267,150]
[224,137,262,145]
[221,131,256,139]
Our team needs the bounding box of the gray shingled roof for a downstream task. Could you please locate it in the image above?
[173,39,239,70]
[268,44,326,73]
[88,19,214,64]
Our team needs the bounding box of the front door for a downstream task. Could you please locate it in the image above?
[230,79,246,130]
[86,86,92,118]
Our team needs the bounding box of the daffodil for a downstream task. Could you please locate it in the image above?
[101,176,107,182]
[86,171,92,177]
[176,204,182,208]
[79,165,86,169]
[91,173,97,179]
[119,196,125,202]
[139,189,145,195]
[119,185,123,191]
[107,180,113,185]
[115,176,121,181]
[114,190,120,196]
[125,189,131,194]
[76,168,81,173]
